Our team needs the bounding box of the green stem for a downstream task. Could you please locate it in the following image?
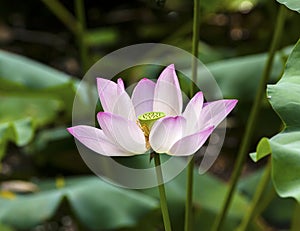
[154,154,172,231]
[236,161,271,231]
[185,1,200,231]
[191,0,200,96]
[211,5,286,231]
[74,0,89,72]
[291,202,300,231]
[243,182,275,230]
[255,183,276,222]
[185,156,195,231]
[41,0,81,35]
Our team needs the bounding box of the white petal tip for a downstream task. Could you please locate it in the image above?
[97,111,112,122]
[167,64,175,70]
[230,99,238,105]
[226,99,238,112]
[96,77,104,84]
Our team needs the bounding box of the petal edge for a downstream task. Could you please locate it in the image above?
[153,64,183,115]
[168,126,214,156]
[67,125,133,156]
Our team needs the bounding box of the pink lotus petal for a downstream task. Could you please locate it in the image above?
[149,116,186,153]
[153,64,183,116]
[97,78,136,121]
[117,78,125,91]
[97,112,147,154]
[131,78,156,117]
[198,99,238,130]
[182,92,204,135]
[169,126,214,156]
[67,126,133,156]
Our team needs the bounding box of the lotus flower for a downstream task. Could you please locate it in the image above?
[68,64,237,156]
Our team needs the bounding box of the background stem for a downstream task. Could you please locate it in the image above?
[41,0,80,35]
[211,5,286,231]
[74,0,89,72]
[236,160,271,231]
[185,0,200,231]
[185,156,195,231]
[190,0,200,96]
[291,202,300,231]
[154,154,172,231]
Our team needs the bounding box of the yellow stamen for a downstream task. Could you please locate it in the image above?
[137,112,166,149]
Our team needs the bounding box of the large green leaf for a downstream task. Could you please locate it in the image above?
[251,39,300,202]
[0,223,13,231]
[0,96,62,125]
[0,155,263,231]
[0,176,158,230]
[0,50,71,89]
[0,50,92,158]
[0,96,62,159]
[118,49,288,102]
[0,50,79,114]
[276,0,300,13]
[206,51,286,100]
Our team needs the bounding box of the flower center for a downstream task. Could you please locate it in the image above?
[137,112,166,149]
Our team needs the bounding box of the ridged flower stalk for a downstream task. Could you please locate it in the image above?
[154,153,172,231]
[185,0,201,231]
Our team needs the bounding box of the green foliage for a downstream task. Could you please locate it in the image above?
[207,50,287,100]
[0,44,296,229]
[0,176,158,230]
[0,223,12,231]
[84,29,119,47]
[175,48,289,103]
[252,39,300,202]
[249,137,271,162]
[276,0,300,13]
[238,168,296,227]
[0,50,77,113]
[0,163,264,231]
[0,50,71,89]
[0,96,61,160]
[0,50,89,160]
[139,156,263,231]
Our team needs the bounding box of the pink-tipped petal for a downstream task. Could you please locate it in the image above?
[97,78,136,121]
[198,99,238,130]
[153,64,183,115]
[149,116,186,154]
[67,126,133,156]
[182,92,204,135]
[97,112,147,154]
[131,78,156,117]
[169,126,214,156]
[117,78,125,91]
